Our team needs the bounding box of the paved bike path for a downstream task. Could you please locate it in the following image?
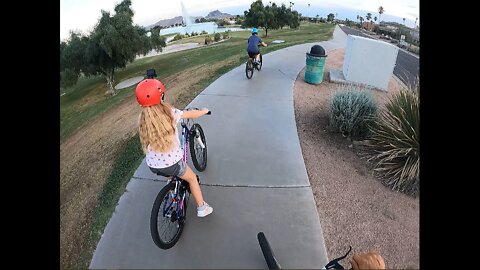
[90,26,347,269]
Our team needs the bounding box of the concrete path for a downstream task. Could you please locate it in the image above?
[115,76,144,90]
[90,26,347,269]
[136,43,202,60]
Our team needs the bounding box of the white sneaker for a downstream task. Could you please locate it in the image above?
[197,202,213,217]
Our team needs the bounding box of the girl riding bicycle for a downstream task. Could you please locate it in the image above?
[135,78,213,217]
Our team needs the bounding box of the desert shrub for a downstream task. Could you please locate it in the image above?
[329,85,378,139]
[204,35,212,44]
[214,32,221,42]
[173,34,183,41]
[201,30,208,35]
[365,87,419,196]
[222,31,230,39]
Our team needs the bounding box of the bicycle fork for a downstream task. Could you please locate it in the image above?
[192,128,205,149]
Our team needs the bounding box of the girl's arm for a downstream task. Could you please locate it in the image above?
[181,108,209,119]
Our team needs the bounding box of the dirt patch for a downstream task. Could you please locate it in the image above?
[60,57,241,269]
[293,48,419,269]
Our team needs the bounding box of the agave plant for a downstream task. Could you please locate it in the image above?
[366,88,419,196]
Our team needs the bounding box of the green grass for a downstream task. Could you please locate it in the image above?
[76,134,145,269]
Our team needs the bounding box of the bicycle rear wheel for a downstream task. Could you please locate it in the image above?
[245,60,254,79]
[189,123,207,171]
[150,181,185,249]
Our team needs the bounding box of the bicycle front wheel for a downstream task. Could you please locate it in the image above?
[257,232,281,269]
[257,54,263,71]
[150,182,185,249]
[189,123,207,171]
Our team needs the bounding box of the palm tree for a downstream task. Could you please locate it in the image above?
[403,17,406,25]
[415,17,418,28]
[366,12,372,22]
[378,6,384,23]
[359,16,364,28]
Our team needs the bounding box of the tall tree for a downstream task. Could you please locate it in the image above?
[59,0,165,94]
[327,13,335,22]
[378,6,384,23]
[366,12,372,22]
[60,31,89,88]
[243,0,268,36]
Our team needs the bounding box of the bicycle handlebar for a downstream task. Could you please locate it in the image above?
[257,231,352,270]
[257,232,281,270]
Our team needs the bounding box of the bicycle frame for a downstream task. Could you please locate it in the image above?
[180,123,189,163]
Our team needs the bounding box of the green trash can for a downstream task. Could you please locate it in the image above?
[304,45,327,84]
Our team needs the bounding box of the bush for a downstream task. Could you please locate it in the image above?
[200,30,208,35]
[214,32,221,42]
[204,35,212,44]
[365,87,419,196]
[173,34,183,41]
[329,85,378,139]
[222,31,229,39]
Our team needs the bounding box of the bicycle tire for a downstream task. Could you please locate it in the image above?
[257,232,281,269]
[189,123,207,171]
[246,60,254,79]
[257,54,263,71]
[150,181,184,249]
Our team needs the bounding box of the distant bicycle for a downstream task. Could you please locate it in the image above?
[245,53,263,79]
[150,108,211,249]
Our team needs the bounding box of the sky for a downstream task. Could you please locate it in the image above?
[60,0,419,41]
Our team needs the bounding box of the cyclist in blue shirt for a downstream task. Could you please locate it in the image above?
[247,27,267,66]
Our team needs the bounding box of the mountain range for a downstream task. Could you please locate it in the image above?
[146,10,233,29]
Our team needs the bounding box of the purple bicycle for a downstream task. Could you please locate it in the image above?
[150,108,210,249]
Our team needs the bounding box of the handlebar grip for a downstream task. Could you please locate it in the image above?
[206,111,211,115]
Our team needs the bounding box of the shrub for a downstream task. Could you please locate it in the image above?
[201,30,208,35]
[204,35,212,44]
[222,31,230,39]
[173,34,183,41]
[365,87,419,196]
[214,32,221,42]
[329,85,378,139]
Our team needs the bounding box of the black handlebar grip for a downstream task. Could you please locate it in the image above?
[206,111,211,115]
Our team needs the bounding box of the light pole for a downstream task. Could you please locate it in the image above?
[308,3,310,21]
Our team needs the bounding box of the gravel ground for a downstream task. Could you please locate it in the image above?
[293,48,419,269]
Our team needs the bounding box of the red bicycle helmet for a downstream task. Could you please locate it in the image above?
[135,79,166,107]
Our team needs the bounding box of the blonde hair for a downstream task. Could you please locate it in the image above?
[138,102,177,153]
